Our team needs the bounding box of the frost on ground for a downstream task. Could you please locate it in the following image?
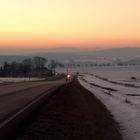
[78,67,140,140]
[0,77,44,83]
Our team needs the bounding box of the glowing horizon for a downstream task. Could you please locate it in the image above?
[0,0,140,48]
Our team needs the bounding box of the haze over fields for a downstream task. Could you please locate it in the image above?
[0,0,140,65]
[0,47,140,66]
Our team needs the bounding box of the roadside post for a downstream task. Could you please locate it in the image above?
[66,66,71,86]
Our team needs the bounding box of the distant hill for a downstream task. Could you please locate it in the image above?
[31,47,140,61]
[0,47,140,65]
[0,55,26,66]
[126,57,140,65]
[90,48,140,59]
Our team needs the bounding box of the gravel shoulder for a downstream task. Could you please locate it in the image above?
[10,78,123,140]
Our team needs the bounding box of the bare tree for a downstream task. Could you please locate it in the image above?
[22,58,33,78]
[33,56,47,70]
[50,60,57,75]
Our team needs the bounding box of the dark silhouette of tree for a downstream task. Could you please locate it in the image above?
[33,56,47,70]
[49,60,57,75]
[0,56,69,78]
[22,58,33,78]
[3,61,10,76]
[58,63,64,68]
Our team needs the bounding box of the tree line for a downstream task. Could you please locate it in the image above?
[0,56,63,77]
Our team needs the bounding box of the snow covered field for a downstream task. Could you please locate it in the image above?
[0,77,44,83]
[78,66,140,140]
[85,66,140,87]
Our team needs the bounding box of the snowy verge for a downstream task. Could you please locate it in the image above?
[0,77,44,83]
[78,76,140,140]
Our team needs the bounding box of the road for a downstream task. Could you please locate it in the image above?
[11,78,123,140]
[0,79,65,124]
[0,80,64,97]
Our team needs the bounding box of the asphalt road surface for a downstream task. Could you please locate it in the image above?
[0,79,65,124]
[11,78,123,140]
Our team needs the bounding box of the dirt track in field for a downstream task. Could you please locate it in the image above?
[11,78,123,140]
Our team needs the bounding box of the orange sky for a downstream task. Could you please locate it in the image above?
[0,0,140,48]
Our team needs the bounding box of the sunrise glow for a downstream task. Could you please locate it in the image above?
[0,0,140,48]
